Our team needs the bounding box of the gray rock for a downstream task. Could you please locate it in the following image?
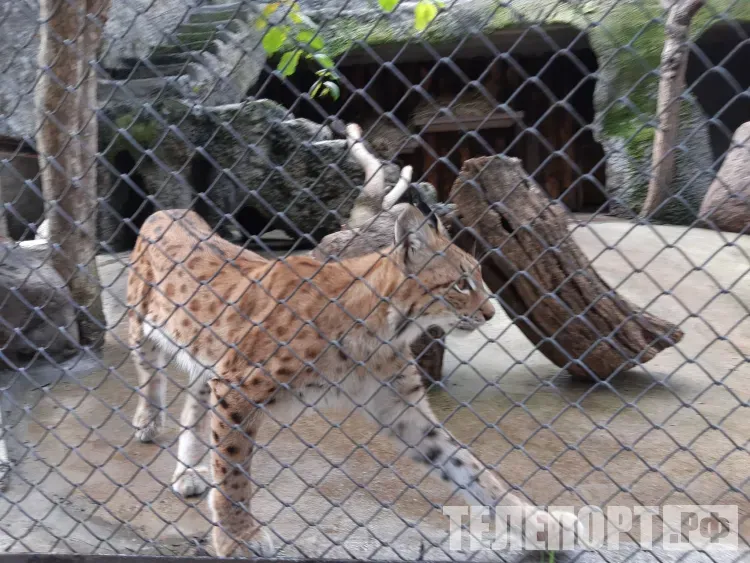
[0,2,39,139]
[1,0,265,140]
[97,99,366,248]
[699,121,750,233]
[597,102,714,225]
[187,5,267,106]
[0,242,79,369]
[101,0,195,70]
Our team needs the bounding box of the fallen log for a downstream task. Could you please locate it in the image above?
[446,155,684,379]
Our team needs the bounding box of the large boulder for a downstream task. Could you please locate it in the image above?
[0,3,39,139]
[0,1,267,139]
[699,122,750,232]
[97,99,392,250]
[0,242,79,369]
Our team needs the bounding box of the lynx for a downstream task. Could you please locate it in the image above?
[127,204,580,556]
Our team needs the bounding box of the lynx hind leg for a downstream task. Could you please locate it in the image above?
[372,369,585,545]
[131,340,168,443]
[172,376,212,497]
[208,377,275,558]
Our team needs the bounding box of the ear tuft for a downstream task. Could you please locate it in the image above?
[394,206,433,266]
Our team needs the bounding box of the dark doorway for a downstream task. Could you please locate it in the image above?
[254,25,608,213]
[687,22,750,169]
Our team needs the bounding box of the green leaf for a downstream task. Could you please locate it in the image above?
[262,26,286,55]
[289,11,303,24]
[378,0,399,12]
[296,30,324,50]
[323,80,340,100]
[414,0,438,31]
[277,49,302,76]
[262,2,280,17]
[255,2,280,30]
[310,79,323,98]
[313,52,335,69]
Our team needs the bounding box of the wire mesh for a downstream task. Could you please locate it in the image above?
[0,0,748,560]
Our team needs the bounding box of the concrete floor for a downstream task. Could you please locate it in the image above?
[0,220,748,560]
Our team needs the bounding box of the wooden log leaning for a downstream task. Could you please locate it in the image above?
[446,155,684,379]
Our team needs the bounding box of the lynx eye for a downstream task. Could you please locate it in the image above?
[455,277,476,295]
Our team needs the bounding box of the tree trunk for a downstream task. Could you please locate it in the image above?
[641,0,704,217]
[36,0,108,348]
[447,156,684,380]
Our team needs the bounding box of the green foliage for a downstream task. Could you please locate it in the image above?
[322,81,340,100]
[312,52,335,69]
[297,30,324,50]
[415,0,439,31]
[378,0,398,12]
[255,1,340,98]
[259,0,443,99]
[278,49,302,76]
[310,68,340,99]
[262,26,287,55]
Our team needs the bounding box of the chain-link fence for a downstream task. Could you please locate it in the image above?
[0,0,748,560]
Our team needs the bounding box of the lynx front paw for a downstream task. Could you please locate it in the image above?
[132,408,163,443]
[172,467,211,497]
[345,123,363,140]
[214,526,275,558]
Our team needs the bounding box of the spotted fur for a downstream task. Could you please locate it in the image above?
[127,208,577,557]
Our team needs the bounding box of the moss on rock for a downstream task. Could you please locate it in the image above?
[110,113,164,157]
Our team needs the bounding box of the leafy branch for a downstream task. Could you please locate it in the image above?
[258,0,443,99]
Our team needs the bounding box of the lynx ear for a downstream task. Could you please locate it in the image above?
[394,206,433,267]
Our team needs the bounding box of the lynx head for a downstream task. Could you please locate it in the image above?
[389,206,495,339]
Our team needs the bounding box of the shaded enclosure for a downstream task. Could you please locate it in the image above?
[256,25,608,214]
[0,138,43,242]
[687,22,750,169]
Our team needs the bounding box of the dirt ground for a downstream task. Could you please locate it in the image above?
[0,220,748,560]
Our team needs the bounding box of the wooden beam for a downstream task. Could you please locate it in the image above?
[412,112,524,132]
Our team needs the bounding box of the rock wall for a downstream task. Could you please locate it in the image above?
[0,1,266,138]
[97,99,392,250]
[0,3,39,139]
[188,13,267,106]
[0,242,79,368]
[101,0,194,69]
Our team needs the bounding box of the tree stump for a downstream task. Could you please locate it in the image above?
[446,155,684,379]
